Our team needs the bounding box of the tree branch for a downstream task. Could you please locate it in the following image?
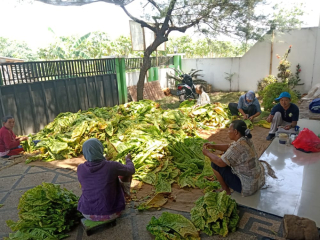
[166,17,202,37]
[147,0,162,13]
[120,5,156,32]
[160,0,177,34]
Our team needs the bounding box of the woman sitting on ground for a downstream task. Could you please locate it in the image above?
[77,138,135,222]
[194,84,211,107]
[0,116,28,158]
[202,120,276,196]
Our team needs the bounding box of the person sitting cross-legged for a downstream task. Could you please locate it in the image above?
[0,116,28,158]
[266,92,299,141]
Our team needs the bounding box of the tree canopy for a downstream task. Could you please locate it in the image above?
[0,37,37,61]
[13,0,306,100]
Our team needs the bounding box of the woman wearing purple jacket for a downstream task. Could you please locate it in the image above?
[77,138,135,222]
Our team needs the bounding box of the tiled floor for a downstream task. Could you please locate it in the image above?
[232,119,320,227]
[0,162,286,239]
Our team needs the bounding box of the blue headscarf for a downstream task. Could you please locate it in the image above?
[244,91,255,106]
[82,138,105,162]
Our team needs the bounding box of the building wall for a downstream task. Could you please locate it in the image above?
[312,18,320,88]
[182,58,241,92]
[126,68,174,88]
[181,27,320,93]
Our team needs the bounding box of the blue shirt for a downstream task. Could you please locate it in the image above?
[270,103,299,122]
[237,95,261,112]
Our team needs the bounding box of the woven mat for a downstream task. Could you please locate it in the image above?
[128,80,165,101]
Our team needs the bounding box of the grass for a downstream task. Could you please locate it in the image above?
[156,91,270,121]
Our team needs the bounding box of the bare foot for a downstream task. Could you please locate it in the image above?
[214,188,231,195]
[223,187,231,195]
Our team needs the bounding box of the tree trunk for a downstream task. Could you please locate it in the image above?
[137,55,151,101]
[136,35,167,101]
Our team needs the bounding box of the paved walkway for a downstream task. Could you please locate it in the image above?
[0,159,285,240]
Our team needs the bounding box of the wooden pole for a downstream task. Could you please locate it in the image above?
[269,30,275,75]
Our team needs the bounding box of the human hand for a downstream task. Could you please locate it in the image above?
[202,147,210,156]
[266,115,273,123]
[203,143,214,149]
[284,125,291,130]
[126,153,132,160]
[17,136,28,141]
[249,116,254,121]
[243,115,248,120]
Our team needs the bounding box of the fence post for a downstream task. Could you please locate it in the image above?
[115,58,128,104]
[153,67,159,81]
[148,67,154,82]
[173,55,181,70]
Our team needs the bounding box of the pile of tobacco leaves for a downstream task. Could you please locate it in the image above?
[147,212,200,240]
[146,191,240,239]
[190,191,239,237]
[23,100,232,193]
[5,183,81,240]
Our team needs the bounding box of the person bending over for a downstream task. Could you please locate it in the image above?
[0,116,28,158]
[228,91,261,121]
[266,92,299,141]
[202,120,276,196]
[77,138,135,222]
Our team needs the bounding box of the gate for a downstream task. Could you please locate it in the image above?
[0,59,119,135]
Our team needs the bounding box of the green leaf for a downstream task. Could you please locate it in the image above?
[146,212,200,240]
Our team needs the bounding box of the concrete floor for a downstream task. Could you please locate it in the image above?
[232,119,320,227]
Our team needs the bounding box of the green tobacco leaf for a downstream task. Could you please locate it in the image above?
[146,212,200,240]
[155,173,171,193]
[142,172,156,185]
[6,183,80,240]
[49,141,68,154]
[190,191,239,237]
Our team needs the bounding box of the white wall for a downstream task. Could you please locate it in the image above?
[182,58,240,91]
[182,27,320,93]
[312,17,320,87]
[125,68,174,88]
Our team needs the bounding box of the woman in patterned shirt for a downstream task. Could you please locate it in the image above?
[202,120,276,196]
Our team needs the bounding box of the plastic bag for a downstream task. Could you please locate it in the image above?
[309,98,320,113]
[292,128,320,153]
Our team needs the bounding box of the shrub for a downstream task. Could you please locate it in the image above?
[260,82,298,111]
[257,75,278,92]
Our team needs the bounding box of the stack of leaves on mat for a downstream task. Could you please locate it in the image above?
[21,100,227,194]
[146,212,200,240]
[191,191,239,237]
[5,183,81,240]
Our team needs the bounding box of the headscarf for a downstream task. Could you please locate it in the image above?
[244,90,255,106]
[82,138,105,162]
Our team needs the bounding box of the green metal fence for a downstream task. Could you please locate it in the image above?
[0,59,116,85]
[124,56,174,70]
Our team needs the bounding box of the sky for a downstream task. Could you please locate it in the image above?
[0,0,319,50]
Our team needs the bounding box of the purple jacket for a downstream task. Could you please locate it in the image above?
[77,158,135,215]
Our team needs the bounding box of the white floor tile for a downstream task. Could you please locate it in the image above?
[294,204,320,227]
[234,119,320,227]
